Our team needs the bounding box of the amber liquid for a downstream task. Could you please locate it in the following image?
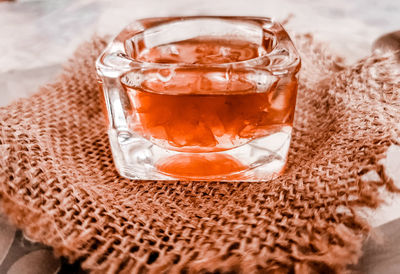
[123,39,297,155]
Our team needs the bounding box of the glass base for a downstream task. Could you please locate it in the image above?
[108,126,292,181]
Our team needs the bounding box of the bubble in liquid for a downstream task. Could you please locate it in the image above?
[157,68,175,82]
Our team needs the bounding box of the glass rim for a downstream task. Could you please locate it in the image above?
[96,16,301,77]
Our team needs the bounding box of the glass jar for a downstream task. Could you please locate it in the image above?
[96,16,301,181]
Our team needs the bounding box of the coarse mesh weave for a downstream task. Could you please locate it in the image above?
[0,34,399,273]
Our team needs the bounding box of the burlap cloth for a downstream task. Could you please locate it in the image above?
[0,34,399,273]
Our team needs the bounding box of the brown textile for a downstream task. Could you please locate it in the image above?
[0,35,399,274]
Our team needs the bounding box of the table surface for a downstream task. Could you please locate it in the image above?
[0,0,399,273]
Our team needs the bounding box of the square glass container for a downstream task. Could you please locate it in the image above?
[96,16,301,181]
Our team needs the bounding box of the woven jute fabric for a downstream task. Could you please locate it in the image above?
[0,34,399,274]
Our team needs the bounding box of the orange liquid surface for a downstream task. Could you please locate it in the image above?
[136,38,260,64]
